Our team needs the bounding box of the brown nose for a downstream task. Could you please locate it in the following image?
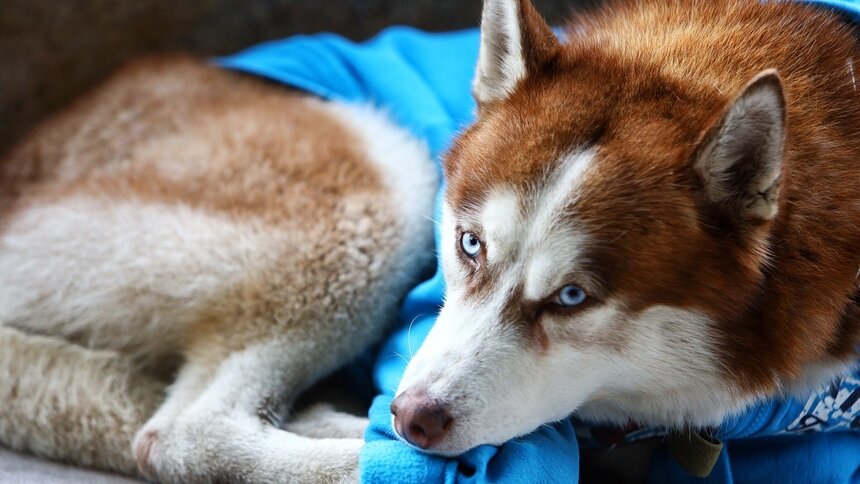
[390,390,453,449]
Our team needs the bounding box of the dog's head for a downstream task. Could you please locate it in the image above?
[393,0,786,455]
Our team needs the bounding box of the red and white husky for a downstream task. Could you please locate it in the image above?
[393,0,860,456]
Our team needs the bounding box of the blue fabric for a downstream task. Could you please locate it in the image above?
[646,374,860,484]
[216,2,860,482]
[218,27,478,160]
[649,432,860,484]
[803,0,860,21]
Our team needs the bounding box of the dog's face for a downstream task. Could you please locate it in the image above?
[393,0,786,455]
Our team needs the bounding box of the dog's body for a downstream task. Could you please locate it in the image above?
[393,0,860,458]
[0,57,438,481]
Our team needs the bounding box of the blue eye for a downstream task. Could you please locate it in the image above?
[556,285,587,307]
[460,232,482,258]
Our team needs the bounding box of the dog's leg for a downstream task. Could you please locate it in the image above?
[0,326,164,475]
[134,341,366,483]
[284,374,371,439]
[284,403,369,440]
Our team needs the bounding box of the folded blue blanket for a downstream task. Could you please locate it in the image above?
[218,2,860,482]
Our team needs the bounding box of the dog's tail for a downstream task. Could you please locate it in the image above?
[0,325,164,476]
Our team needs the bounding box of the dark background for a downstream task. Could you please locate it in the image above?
[0,0,599,152]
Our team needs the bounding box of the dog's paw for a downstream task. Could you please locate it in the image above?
[132,427,162,480]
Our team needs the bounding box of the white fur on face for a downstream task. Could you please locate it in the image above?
[573,306,749,427]
[519,148,595,299]
[480,188,521,264]
[397,148,742,455]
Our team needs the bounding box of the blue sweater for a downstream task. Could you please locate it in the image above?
[218,2,860,482]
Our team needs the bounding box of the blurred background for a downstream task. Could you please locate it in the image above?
[0,0,599,153]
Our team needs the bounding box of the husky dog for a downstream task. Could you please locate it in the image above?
[0,57,437,482]
[393,0,860,457]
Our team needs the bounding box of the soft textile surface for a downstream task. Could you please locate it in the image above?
[218,2,860,481]
[0,446,140,484]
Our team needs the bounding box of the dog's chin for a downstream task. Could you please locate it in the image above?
[426,432,523,457]
[390,417,506,457]
[412,443,474,458]
[407,436,499,458]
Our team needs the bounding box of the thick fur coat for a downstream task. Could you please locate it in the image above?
[0,57,437,482]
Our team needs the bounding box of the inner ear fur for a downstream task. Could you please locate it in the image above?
[472,0,559,105]
[693,69,786,225]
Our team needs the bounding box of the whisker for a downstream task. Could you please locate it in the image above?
[407,314,423,358]
[391,350,409,364]
[417,212,441,226]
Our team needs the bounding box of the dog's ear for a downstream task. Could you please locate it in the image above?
[473,0,558,105]
[694,70,786,223]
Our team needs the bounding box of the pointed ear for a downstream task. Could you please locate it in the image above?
[473,0,558,105]
[694,70,786,223]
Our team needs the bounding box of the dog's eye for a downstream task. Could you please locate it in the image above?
[556,285,587,307]
[460,232,482,258]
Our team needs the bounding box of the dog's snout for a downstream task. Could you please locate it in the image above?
[390,390,453,449]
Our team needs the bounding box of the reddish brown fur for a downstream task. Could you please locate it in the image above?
[1,56,383,229]
[0,56,397,362]
[446,0,860,395]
